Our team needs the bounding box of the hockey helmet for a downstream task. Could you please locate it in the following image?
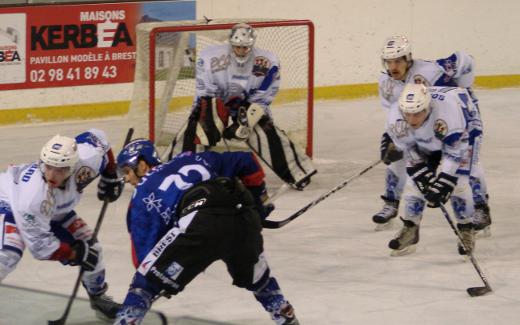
[40,135,79,170]
[381,35,412,61]
[229,23,256,64]
[117,139,161,171]
[399,84,432,114]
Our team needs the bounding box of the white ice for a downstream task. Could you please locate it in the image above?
[1,88,520,325]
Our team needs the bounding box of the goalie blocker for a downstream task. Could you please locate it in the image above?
[170,96,316,190]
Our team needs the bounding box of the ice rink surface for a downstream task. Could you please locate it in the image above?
[1,88,520,324]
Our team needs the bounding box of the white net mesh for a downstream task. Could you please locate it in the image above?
[128,19,313,158]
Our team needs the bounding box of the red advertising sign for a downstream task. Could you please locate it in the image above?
[0,1,194,90]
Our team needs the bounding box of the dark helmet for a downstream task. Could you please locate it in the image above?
[116,139,161,170]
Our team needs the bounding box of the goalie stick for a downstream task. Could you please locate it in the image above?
[48,128,134,325]
[262,160,382,229]
[438,204,492,297]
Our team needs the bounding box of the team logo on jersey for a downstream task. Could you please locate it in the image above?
[381,79,395,102]
[391,119,409,138]
[252,56,270,76]
[434,119,448,140]
[413,74,430,86]
[75,166,96,192]
[143,192,163,213]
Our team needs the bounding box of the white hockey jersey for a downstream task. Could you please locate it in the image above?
[194,44,281,115]
[0,129,111,260]
[379,51,475,111]
[386,87,479,177]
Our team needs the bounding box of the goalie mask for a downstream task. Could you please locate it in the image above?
[229,23,256,64]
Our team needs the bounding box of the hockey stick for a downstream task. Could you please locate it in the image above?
[48,199,110,325]
[438,204,492,297]
[262,159,382,229]
[49,128,134,325]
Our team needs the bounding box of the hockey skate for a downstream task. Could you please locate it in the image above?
[277,302,300,325]
[88,285,123,321]
[457,223,476,256]
[388,218,419,256]
[473,203,491,238]
[372,196,399,231]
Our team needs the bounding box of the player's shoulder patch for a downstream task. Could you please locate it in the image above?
[75,165,96,192]
[252,56,271,77]
[434,119,448,140]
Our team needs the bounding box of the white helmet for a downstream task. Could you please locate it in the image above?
[40,135,79,169]
[229,23,256,64]
[381,35,412,61]
[399,84,431,114]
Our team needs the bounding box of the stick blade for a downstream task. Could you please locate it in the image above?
[467,286,492,297]
[48,319,64,325]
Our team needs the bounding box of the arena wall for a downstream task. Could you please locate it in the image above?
[1,0,519,124]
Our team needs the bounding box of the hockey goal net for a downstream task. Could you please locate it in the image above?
[127,18,314,158]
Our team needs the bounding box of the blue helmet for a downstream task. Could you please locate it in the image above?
[117,139,162,170]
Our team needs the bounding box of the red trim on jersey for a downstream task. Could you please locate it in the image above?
[240,154,265,186]
[131,237,139,268]
[50,242,73,261]
[105,149,117,174]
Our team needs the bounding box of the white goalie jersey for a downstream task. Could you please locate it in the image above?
[195,44,281,115]
[0,129,111,260]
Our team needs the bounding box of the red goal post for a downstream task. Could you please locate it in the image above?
[127,18,314,157]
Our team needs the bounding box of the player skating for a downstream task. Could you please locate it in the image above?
[113,139,299,325]
[0,129,123,320]
[374,36,490,234]
[385,84,480,256]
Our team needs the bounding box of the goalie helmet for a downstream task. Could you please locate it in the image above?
[381,35,412,61]
[117,139,161,170]
[399,84,431,114]
[229,23,256,64]
[40,135,79,170]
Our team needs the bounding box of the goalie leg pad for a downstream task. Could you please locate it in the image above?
[248,119,316,188]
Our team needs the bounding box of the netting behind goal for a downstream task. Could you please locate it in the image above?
[127,18,314,158]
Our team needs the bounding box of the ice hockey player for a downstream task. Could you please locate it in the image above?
[169,22,316,190]
[0,129,123,320]
[374,36,490,234]
[385,84,480,256]
[113,139,299,325]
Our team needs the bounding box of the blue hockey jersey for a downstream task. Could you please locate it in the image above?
[127,151,265,266]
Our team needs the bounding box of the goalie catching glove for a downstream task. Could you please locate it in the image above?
[223,103,265,141]
[424,172,458,208]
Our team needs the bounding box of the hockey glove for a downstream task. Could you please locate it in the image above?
[97,170,124,202]
[424,172,458,208]
[380,132,403,165]
[406,162,435,194]
[248,183,275,220]
[70,240,99,271]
